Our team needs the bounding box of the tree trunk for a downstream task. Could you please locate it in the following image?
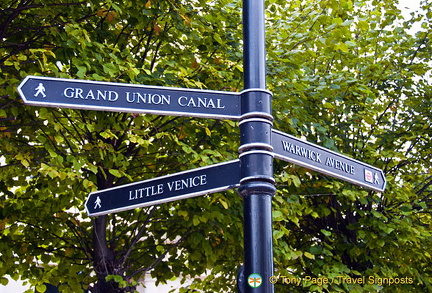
[92,215,118,293]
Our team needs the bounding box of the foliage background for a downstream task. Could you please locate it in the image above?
[0,0,431,292]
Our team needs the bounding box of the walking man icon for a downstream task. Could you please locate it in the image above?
[34,83,46,98]
[94,196,102,209]
[374,173,380,185]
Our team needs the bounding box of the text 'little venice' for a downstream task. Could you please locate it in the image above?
[128,175,208,201]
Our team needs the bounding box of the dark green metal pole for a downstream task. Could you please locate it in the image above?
[238,0,275,292]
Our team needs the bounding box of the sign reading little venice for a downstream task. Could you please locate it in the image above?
[18,76,241,120]
[85,160,241,217]
[272,129,386,192]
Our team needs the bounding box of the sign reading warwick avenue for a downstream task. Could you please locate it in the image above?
[272,129,386,192]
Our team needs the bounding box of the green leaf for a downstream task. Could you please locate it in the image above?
[108,169,122,178]
[358,20,369,31]
[0,278,9,286]
[303,251,315,259]
[320,229,331,237]
[192,216,200,226]
[273,210,285,221]
[335,42,349,52]
[213,33,223,44]
[35,284,47,292]
[218,198,228,209]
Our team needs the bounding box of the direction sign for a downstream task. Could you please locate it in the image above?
[271,129,386,192]
[18,76,241,120]
[85,160,240,216]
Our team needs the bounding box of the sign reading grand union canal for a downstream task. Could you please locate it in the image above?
[18,76,241,120]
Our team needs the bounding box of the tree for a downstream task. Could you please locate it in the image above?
[1,0,431,292]
[267,0,432,292]
[1,1,244,292]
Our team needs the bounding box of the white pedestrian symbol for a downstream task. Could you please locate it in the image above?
[374,173,380,185]
[34,83,46,98]
[94,196,102,209]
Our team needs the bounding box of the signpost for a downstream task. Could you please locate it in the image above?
[272,129,386,192]
[85,160,240,217]
[17,1,388,292]
[18,75,241,120]
[238,1,276,292]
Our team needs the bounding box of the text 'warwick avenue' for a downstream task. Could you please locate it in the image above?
[272,129,386,192]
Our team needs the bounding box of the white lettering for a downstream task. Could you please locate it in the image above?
[177,96,225,109]
[178,96,188,106]
[126,92,133,103]
[107,90,118,101]
[281,140,322,163]
[84,89,94,100]
[75,88,84,99]
[325,157,355,174]
[63,87,118,101]
[128,184,164,201]
[64,87,74,98]
[136,93,147,103]
[125,92,170,105]
[187,97,197,107]
[97,90,107,100]
[207,98,215,108]
[167,175,207,191]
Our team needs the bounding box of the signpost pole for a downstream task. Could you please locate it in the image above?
[239,0,275,292]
